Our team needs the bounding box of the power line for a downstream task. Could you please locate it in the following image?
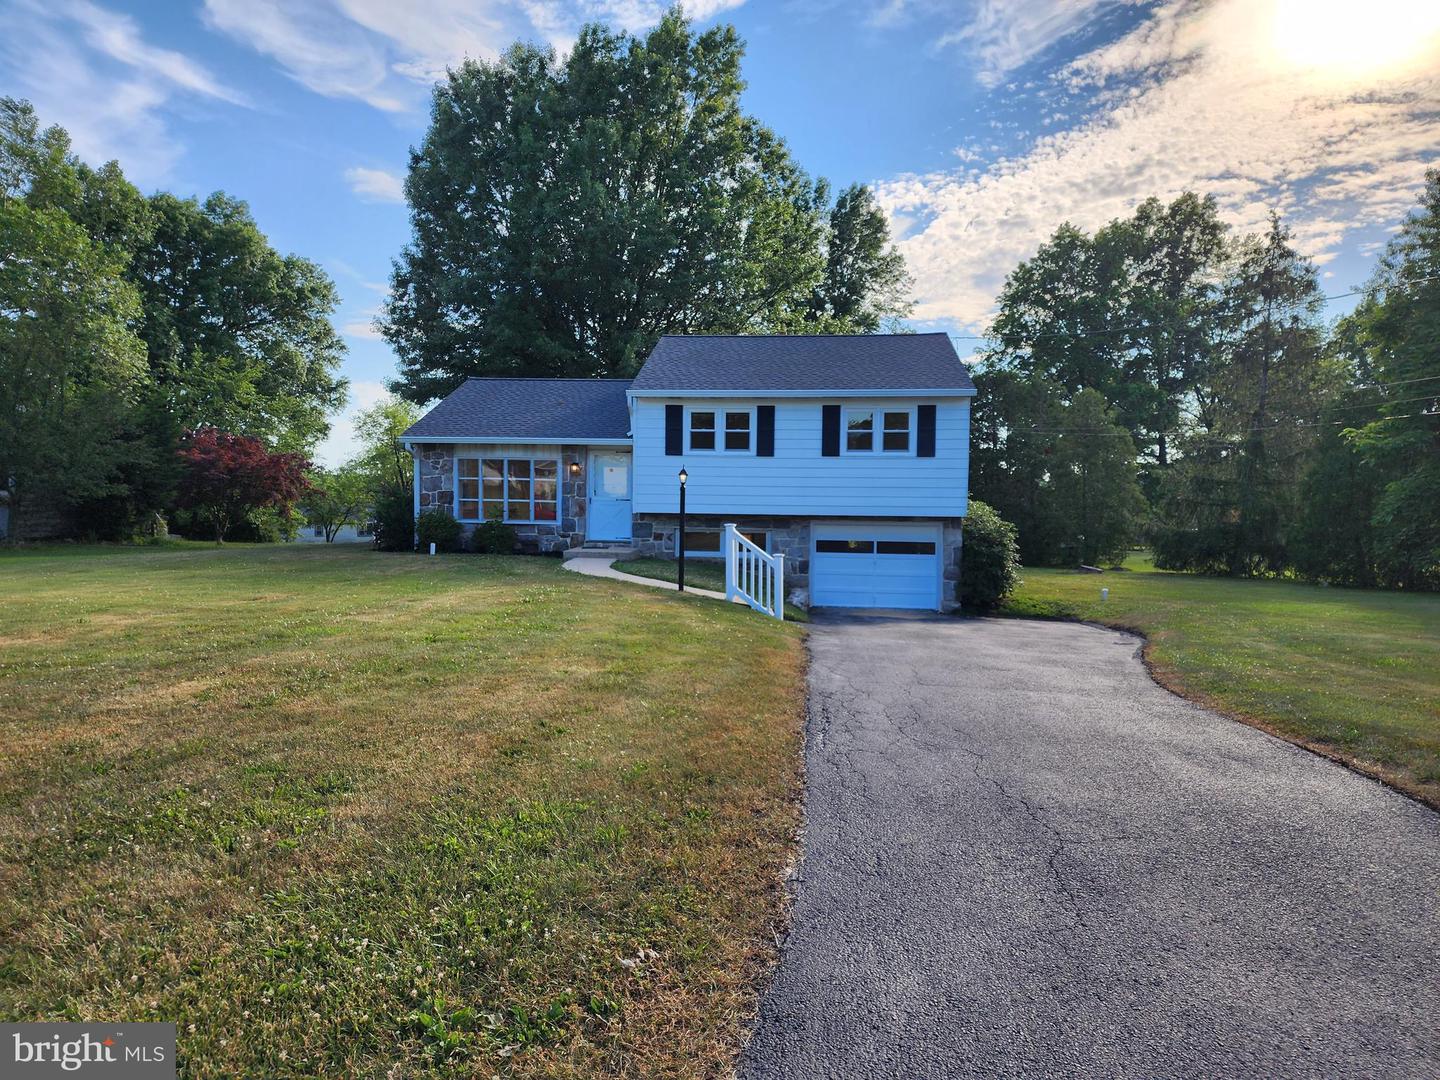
[1000,402,1436,439]
[947,273,1440,344]
[1343,373,1440,393]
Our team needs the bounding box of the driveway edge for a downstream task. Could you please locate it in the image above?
[998,610,1440,814]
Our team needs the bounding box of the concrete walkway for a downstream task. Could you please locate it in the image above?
[560,555,729,601]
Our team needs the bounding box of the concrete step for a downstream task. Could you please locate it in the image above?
[562,545,638,561]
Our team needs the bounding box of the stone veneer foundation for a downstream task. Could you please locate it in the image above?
[632,514,965,611]
[414,443,590,554]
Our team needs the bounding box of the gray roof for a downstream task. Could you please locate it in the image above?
[629,333,975,394]
[402,378,632,442]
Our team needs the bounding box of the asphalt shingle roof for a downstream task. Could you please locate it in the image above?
[402,378,632,441]
[629,333,975,393]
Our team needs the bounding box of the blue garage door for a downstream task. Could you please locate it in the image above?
[810,522,942,610]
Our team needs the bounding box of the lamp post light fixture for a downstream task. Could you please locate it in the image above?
[677,466,688,593]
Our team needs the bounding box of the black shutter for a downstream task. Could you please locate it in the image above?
[757,405,775,457]
[821,404,840,457]
[917,404,936,457]
[665,404,683,456]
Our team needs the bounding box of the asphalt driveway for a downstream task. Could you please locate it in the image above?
[741,615,1440,1079]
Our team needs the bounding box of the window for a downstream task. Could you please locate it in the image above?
[876,540,935,555]
[844,408,913,453]
[679,529,723,555]
[689,411,716,450]
[846,410,873,452]
[674,529,768,558]
[724,410,751,451]
[688,407,753,453]
[882,411,911,452]
[458,457,559,522]
[816,539,875,554]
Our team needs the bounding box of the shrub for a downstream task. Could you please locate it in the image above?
[469,519,517,554]
[416,508,463,553]
[959,500,1020,611]
[371,489,414,552]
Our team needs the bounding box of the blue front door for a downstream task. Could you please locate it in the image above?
[587,451,632,541]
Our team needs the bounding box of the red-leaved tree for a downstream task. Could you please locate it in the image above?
[176,429,313,542]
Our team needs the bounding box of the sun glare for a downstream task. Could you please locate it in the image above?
[1271,0,1440,76]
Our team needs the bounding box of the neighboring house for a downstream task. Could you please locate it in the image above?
[292,519,374,544]
[0,485,70,542]
[401,334,975,611]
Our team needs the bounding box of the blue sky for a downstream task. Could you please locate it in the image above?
[3,0,1438,464]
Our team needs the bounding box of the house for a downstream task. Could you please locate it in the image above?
[291,520,374,544]
[400,333,975,611]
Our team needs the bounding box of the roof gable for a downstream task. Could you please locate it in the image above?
[629,333,975,394]
[402,378,632,442]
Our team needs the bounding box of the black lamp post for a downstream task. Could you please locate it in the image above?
[677,466,688,592]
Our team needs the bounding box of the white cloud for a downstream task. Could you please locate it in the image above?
[202,0,408,111]
[342,318,384,340]
[314,380,391,467]
[203,0,747,111]
[939,0,1119,87]
[875,0,1440,327]
[344,166,406,204]
[0,0,245,184]
[66,0,247,105]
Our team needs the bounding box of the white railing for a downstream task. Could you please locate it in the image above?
[724,522,785,621]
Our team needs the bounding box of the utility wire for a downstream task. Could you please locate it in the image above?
[946,273,1440,343]
[1001,401,1437,439]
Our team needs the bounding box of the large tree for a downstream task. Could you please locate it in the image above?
[0,199,147,531]
[131,192,346,450]
[809,184,913,332]
[0,100,152,537]
[1151,216,1332,575]
[1047,389,1149,566]
[383,10,910,401]
[1342,169,1440,589]
[1,97,348,536]
[984,194,1229,466]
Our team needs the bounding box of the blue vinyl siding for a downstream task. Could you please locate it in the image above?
[631,398,969,517]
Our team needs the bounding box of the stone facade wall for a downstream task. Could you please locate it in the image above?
[941,519,964,613]
[413,444,589,554]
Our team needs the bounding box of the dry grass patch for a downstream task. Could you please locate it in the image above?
[0,543,805,1078]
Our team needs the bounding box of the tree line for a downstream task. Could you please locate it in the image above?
[0,97,350,541]
[971,176,1440,590]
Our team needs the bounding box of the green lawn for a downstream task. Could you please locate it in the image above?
[0,543,805,1078]
[622,558,808,622]
[1003,555,1440,807]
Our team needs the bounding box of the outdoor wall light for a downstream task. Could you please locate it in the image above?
[568,461,581,477]
[677,466,688,592]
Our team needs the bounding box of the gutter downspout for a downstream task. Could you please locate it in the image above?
[411,446,420,550]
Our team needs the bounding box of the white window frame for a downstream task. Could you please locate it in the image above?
[685,405,756,455]
[841,406,916,456]
[454,456,562,524]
